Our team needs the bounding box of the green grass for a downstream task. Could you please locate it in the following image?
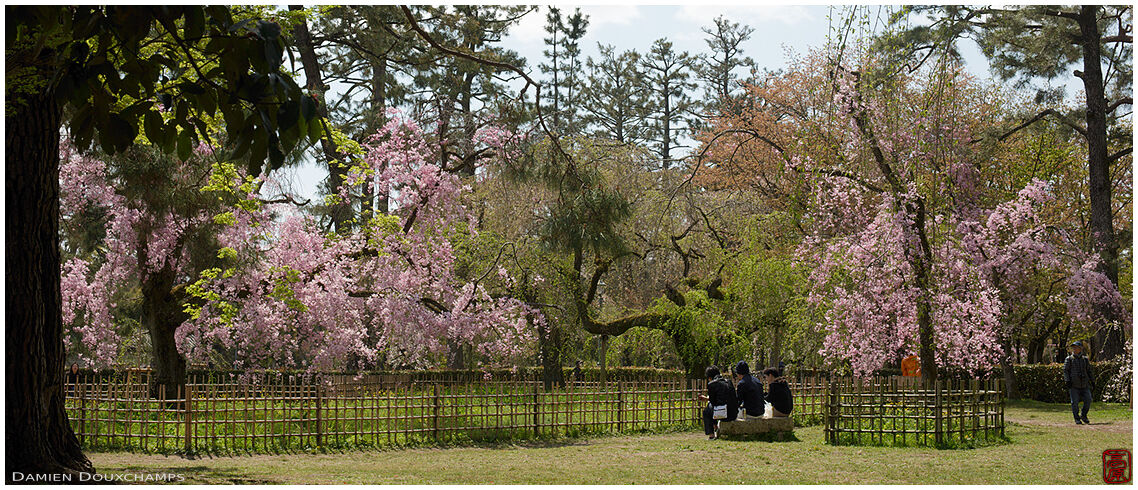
[86,400,1132,484]
[68,384,712,454]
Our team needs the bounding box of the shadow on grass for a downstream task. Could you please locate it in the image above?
[94,465,281,484]
[90,427,663,459]
[718,432,801,443]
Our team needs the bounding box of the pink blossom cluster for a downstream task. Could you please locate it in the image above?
[60,258,119,366]
[60,142,208,366]
[178,118,535,371]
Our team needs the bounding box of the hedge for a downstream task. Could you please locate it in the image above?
[869,362,1128,403]
[70,363,1127,403]
[1011,361,1124,403]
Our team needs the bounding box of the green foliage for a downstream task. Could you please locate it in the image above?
[267,266,308,313]
[649,290,751,377]
[724,211,823,368]
[1012,361,1124,403]
[509,137,643,258]
[8,6,320,173]
[604,327,682,369]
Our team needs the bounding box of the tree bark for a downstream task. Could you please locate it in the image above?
[369,56,388,215]
[598,335,609,383]
[290,5,352,233]
[999,354,1020,399]
[445,339,466,370]
[1077,5,1124,360]
[142,269,188,401]
[540,320,565,390]
[6,85,94,480]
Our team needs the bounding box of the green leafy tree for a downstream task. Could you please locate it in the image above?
[7,6,319,478]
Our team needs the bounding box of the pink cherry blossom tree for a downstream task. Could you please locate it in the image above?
[178,114,535,371]
[796,55,1130,382]
[59,140,236,395]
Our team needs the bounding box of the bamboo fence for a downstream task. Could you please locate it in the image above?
[64,373,721,454]
[823,376,1006,447]
[63,370,998,453]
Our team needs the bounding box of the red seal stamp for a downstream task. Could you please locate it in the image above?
[1103,449,1132,484]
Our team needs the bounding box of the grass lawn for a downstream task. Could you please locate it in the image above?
[87,400,1132,484]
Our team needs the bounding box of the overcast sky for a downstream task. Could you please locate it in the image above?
[274,5,1017,203]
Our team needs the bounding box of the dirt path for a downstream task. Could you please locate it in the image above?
[1005,412,1132,433]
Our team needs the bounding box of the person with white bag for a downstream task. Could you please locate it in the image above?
[696,365,738,439]
[732,361,764,420]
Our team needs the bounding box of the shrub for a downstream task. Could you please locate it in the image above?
[1012,361,1124,403]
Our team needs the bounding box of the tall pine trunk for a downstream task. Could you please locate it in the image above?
[6,86,94,480]
[290,5,352,233]
[1077,6,1124,361]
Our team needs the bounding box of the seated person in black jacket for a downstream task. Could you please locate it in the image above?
[763,367,793,417]
[732,361,764,420]
[697,365,737,439]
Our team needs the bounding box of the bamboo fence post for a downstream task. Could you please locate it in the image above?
[532,381,540,437]
[823,376,830,444]
[315,381,323,447]
[78,379,86,447]
[825,376,837,444]
[617,381,624,433]
[998,377,1005,438]
[184,383,193,454]
[934,379,942,447]
[972,378,979,442]
[433,384,440,442]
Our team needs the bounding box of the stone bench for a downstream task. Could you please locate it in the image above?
[718,416,794,439]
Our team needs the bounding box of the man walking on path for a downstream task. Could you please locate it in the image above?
[1063,340,1095,425]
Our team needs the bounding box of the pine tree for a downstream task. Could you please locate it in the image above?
[540,7,590,135]
[641,38,697,170]
[696,15,756,115]
[582,45,649,144]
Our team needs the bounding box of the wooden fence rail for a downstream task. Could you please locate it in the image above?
[64,373,836,454]
[822,377,1005,447]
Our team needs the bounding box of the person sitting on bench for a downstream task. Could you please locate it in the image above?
[763,367,793,417]
[732,361,764,420]
[697,365,737,439]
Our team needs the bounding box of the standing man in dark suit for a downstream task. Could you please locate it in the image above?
[697,366,737,439]
[1064,340,1095,425]
[733,361,764,419]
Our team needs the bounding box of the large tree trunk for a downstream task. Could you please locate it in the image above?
[769,321,784,368]
[912,200,939,383]
[369,56,389,215]
[446,339,466,370]
[1077,5,1124,360]
[290,5,352,233]
[6,86,94,480]
[999,353,1020,399]
[142,268,187,400]
[598,335,609,382]
[541,321,564,390]
[459,72,477,178]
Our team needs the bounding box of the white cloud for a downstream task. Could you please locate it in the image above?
[579,5,643,27]
[508,8,547,45]
[510,5,644,45]
[675,4,815,30]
